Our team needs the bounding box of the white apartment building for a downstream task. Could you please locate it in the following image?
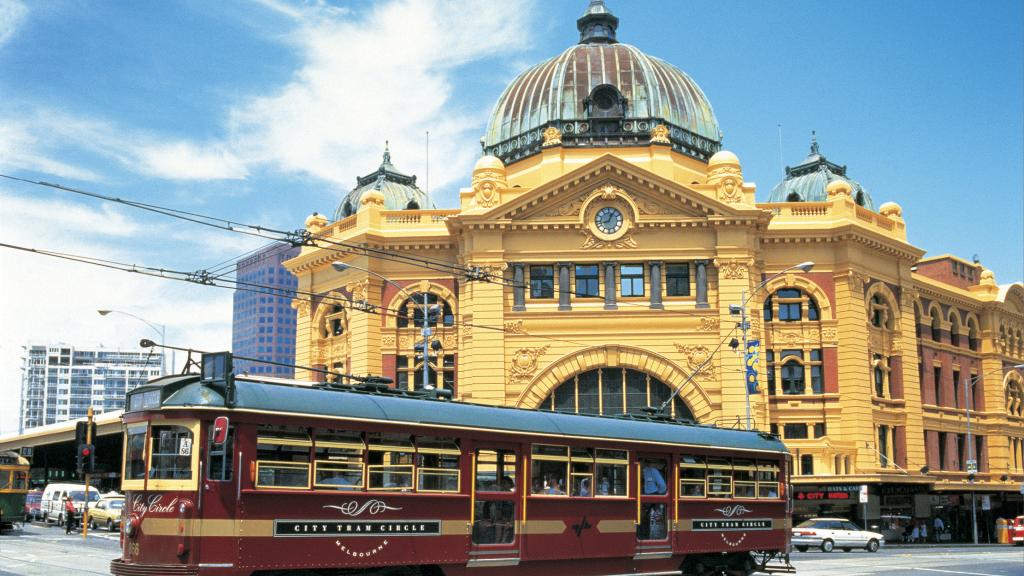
[19,344,163,432]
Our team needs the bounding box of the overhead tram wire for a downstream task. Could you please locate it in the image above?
[0,241,595,349]
[0,173,520,289]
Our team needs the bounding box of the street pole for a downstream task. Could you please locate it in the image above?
[97,310,167,376]
[967,374,977,545]
[741,287,750,430]
[82,406,93,541]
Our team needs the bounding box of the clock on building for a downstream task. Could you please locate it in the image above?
[594,206,623,235]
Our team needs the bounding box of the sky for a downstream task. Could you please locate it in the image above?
[0,0,1021,435]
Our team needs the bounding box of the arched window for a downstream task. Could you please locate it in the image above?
[786,192,801,202]
[930,309,942,342]
[538,368,694,421]
[869,294,893,329]
[766,349,824,395]
[397,293,455,329]
[872,354,891,398]
[949,314,961,347]
[855,191,865,206]
[321,304,346,338]
[967,319,979,351]
[586,84,626,119]
[342,201,353,217]
[405,200,420,210]
[765,288,821,323]
[1006,381,1024,417]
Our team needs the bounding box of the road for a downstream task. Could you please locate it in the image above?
[0,522,1021,576]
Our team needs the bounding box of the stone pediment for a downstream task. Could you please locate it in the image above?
[484,155,756,224]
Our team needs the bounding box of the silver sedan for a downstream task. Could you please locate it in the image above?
[792,518,884,553]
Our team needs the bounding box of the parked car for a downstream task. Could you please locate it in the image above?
[792,517,884,553]
[87,496,124,531]
[1009,515,1024,546]
[23,490,42,521]
[40,483,101,526]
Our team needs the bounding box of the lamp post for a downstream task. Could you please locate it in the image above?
[331,262,441,391]
[730,261,814,430]
[97,310,167,375]
[965,363,1024,544]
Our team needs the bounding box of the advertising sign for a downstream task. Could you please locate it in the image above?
[745,340,760,394]
[859,484,869,504]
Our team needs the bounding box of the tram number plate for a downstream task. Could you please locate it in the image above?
[274,520,441,537]
[692,519,772,531]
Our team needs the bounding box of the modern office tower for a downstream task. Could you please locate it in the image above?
[231,243,300,377]
[19,343,163,431]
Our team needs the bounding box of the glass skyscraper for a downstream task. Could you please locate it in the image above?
[231,243,300,377]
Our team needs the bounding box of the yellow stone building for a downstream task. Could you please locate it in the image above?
[285,1,1023,537]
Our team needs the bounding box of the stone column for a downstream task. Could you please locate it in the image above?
[649,261,664,309]
[558,262,572,311]
[695,260,709,309]
[512,264,525,311]
[603,262,617,310]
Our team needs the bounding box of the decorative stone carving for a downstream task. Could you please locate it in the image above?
[542,126,562,147]
[441,334,458,349]
[581,229,639,249]
[346,280,369,304]
[650,124,670,144]
[504,320,527,335]
[398,335,414,350]
[305,212,328,234]
[630,194,670,215]
[674,344,716,380]
[900,286,919,308]
[846,271,868,294]
[714,258,750,280]
[781,331,802,346]
[698,317,720,332]
[509,345,550,384]
[291,298,310,319]
[821,327,838,343]
[471,156,508,209]
[706,151,744,204]
[381,335,396,347]
[472,262,508,276]
[597,184,622,200]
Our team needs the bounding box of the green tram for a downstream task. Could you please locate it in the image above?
[0,450,30,529]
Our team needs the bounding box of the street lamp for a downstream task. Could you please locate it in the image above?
[729,261,814,430]
[97,309,167,375]
[331,262,441,391]
[965,363,1024,544]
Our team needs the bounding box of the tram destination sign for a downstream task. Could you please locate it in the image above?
[693,518,772,531]
[274,519,441,537]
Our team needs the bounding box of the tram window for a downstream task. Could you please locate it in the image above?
[367,433,414,491]
[679,455,707,498]
[416,437,460,493]
[207,425,234,482]
[531,445,569,495]
[570,447,594,497]
[473,500,514,545]
[756,461,780,499]
[733,459,756,498]
[638,503,667,541]
[476,449,516,492]
[256,426,311,489]
[707,458,733,498]
[149,425,194,480]
[0,472,9,489]
[314,430,364,490]
[13,470,27,490]
[125,425,147,481]
[594,449,628,497]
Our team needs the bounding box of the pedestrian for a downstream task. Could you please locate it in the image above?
[933,516,945,542]
[63,496,76,535]
[910,522,920,543]
[919,520,927,543]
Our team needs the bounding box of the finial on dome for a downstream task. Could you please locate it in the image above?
[810,131,819,156]
[382,140,391,165]
[577,0,618,44]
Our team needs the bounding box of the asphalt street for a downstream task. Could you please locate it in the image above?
[0,522,1021,575]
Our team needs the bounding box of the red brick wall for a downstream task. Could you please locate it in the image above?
[894,426,908,469]
[824,347,839,393]
[890,356,904,399]
[925,430,940,470]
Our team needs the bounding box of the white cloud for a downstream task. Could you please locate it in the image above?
[0,122,104,181]
[229,0,535,199]
[134,141,248,181]
[0,0,26,48]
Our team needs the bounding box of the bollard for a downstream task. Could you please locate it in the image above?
[995,518,1008,544]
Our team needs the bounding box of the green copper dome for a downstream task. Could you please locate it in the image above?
[482,0,722,165]
[767,135,874,210]
[335,144,433,219]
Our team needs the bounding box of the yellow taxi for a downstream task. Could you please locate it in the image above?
[86,496,124,531]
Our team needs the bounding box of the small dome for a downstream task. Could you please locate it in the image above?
[878,201,902,219]
[335,143,434,219]
[482,0,721,165]
[826,179,852,197]
[305,212,328,232]
[474,155,505,172]
[708,150,740,167]
[768,134,874,209]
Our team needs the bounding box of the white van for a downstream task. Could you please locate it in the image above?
[40,483,101,526]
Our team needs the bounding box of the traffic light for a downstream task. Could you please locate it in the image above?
[76,443,95,475]
[74,421,96,446]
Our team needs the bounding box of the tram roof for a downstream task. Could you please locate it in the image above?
[134,374,787,454]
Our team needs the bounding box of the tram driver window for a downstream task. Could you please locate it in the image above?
[149,425,194,480]
[125,424,147,481]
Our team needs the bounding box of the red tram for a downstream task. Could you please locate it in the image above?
[111,353,794,576]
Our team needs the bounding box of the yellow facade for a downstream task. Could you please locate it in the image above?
[284,3,1024,523]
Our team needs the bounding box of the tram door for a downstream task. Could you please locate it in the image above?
[635,455,672,559]
[469,446,520,565]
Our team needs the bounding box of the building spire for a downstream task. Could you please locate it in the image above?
[577,0,618,44]
[809,131,819,156]
[383,140,392,165]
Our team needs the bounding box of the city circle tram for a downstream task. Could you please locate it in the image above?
[112,352,794,576]
[0,450,30,530]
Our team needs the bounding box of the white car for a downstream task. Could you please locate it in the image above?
[791,518,884,553]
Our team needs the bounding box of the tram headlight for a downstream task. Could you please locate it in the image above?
[125,514,140,538]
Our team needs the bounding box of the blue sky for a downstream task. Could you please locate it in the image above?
[0,0,1021,434]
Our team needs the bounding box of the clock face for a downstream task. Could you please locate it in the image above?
[595,206,623,235]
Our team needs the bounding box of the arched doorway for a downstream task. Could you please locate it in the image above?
[538,367,695,421]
